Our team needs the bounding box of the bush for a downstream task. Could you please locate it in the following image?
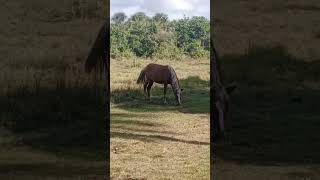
[153,44,184,60]
[185,40,209,58]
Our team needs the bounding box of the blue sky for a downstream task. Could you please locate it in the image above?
[111,0,210,21]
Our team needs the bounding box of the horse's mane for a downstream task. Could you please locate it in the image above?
[85,21,109,73]
[168,66,180,92]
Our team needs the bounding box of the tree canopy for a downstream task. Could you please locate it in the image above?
[111,12,210,60]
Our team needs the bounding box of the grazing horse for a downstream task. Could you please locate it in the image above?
[137,63,183,105]
[211,38,236,142]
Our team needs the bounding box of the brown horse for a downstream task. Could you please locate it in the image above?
[137,63,183,105]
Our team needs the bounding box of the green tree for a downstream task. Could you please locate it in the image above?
[153,13,168,24]
[111,12,127,24]
[130,12,148,22]
[110,24,130,58]
[110,12,209,59]
[188,16,210,50]
[127,17,157,57]
[173,16,209,56]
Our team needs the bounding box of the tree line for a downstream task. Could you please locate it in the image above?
[111,12,210,60]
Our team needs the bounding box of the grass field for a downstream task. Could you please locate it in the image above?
[110,58,210,179]
[214,46,320,179]
[213,0,320,179]
[0,0,107,179]
[2,0,320,179]
[213,0,320,61]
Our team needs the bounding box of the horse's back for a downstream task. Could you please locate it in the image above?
[145,63,168,70]
[144,63,171,83]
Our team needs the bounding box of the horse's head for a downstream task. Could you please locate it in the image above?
[168,65,183,105]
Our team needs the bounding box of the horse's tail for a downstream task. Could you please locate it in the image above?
[137,69,146,84]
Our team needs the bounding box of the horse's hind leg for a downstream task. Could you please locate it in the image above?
[147,81,153,100]
[163,84,167,104]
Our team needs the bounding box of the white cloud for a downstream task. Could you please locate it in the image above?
[111,0,210,21]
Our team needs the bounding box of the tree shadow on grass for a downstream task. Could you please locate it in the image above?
[216,45,320,166]
[218,87,320,166]
[111,113,163,127]
[111,131,210,146]
[0,163,106,177]
[0,85,106,161]
[110,112,209,146]
[111,76,210,114]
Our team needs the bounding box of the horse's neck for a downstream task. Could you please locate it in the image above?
[171,76,179,91]
[168,67,179,90]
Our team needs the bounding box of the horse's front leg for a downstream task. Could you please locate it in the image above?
[163,84,167,104]
[143,82,148,99]
[146,81,153,100]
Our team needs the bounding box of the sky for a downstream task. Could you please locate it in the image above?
[110,0,210,21]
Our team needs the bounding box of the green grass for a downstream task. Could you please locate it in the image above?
[111,75,209,114]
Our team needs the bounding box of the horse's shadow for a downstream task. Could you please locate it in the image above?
[111,76,210,114]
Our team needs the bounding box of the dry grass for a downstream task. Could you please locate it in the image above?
[214,1,320,177]
[0,0,107,179]
[0,0,106,93]
[215,159,320,180]
[110,58,210,179]
[110,58,209,91]
[213,0,320,61]
[214,37,320,180]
